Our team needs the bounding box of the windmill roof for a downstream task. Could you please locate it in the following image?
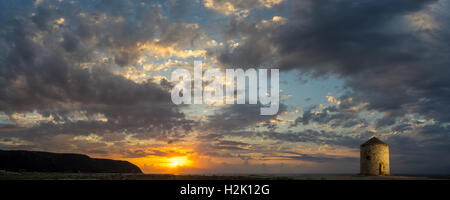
[361,137,387,146]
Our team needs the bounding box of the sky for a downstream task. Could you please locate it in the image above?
[1,0,450,174]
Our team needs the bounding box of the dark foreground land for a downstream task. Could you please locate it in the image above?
[1,171,449,180]
[0,149,142,173]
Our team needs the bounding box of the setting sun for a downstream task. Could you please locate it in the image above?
[167,156,189,168]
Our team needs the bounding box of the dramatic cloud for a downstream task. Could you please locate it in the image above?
[206,103,287,131]
[291,96,367,129]
[214,0,450,129]
[0,1,195,146]
[203,0,284,16]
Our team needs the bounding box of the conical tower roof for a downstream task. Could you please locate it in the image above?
[361,137,387,147]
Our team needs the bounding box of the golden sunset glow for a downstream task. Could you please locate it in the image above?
[167,156,190,168]
[120,146,198,173]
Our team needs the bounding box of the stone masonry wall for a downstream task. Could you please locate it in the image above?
[360,144,390,175]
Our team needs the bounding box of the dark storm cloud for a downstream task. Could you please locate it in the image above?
[214,0,450,126]
[0,0,197,144]
[202,139,252,152]
[272,152,358,163]
[291,96,367,129]
[119,148,187,158]
[205,103,287,131]
[385,124,450,173]
[165,0,196,21]
[260,129,364,147]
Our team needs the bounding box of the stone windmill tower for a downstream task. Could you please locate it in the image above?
[360,137,390,176]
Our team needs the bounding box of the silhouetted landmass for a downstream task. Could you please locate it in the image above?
[0,149,142,173]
